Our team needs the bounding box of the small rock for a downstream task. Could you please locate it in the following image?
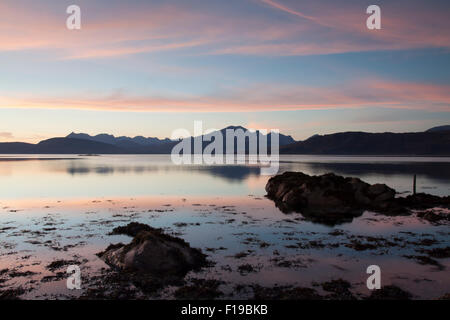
[368,285,412,300]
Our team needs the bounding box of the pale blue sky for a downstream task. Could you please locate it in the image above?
[0,0,449,142]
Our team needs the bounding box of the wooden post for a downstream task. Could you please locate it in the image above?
[413,174,416,195]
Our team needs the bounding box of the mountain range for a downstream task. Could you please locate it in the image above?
[0,125,449,155]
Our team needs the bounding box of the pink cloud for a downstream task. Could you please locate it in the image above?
[0,0,449,59]
[260,0,319,23]
[0,132,14,139]
[1,79,448,112]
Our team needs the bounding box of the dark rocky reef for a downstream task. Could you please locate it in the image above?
[97,223,207,292]
[266,172,450,224]
[265,172,395,224]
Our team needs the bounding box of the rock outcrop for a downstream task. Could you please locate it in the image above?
[265,172,395,224]
[265,172,450,224]
[98,223,207,291]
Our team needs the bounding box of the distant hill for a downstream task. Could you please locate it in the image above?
[36,138,125,154]
[66,132,172,148]
[0,138,124,154]
[426,125,450,133]
[0,127,449,155]
[0,137,178,154]
[0,142,36,154]
[280,131,450,155]
[0,126,294,154]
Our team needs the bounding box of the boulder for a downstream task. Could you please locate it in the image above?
[397,193,450,209]
[266,172,450,225]
[265,172,396,224]
[98,223,207,290]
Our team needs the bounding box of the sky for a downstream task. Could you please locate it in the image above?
[0,0,449,143]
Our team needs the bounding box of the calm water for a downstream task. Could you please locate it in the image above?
[0,155,449,299]
[1,154,450,199]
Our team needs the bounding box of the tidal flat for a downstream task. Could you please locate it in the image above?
[0,155,449,299]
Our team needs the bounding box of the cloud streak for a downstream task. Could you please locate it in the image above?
[1,79,448,112]
[0,132,14,139]
[1,0,449,59]
[260,0,320,23]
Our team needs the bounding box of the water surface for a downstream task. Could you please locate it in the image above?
[0,155,449,299]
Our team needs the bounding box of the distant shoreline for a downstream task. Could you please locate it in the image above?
[1,127,449,156]
[1,153,450,157]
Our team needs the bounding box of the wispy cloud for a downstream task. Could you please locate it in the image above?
[0,132,14,139]
[259,0,319,23]
[1,0,449,59]
[1,79,448,112]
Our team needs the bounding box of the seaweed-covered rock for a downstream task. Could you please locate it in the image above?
[321,279,355,300]
[109,222,153,237]
[252,285,322,300]
[174,279,224,300]
[415,208,450,224]
[46,259,79,271]
[0,288,26,300]
[367,285,412,300]
[265,172,450,224]
[438,293,450,300]
[397,193,450,209]
[98,223,207,289]
[265,172,395,224]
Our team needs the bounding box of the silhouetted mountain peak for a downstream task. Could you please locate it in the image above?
[222,125,248,131]
[216,126,296,145]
